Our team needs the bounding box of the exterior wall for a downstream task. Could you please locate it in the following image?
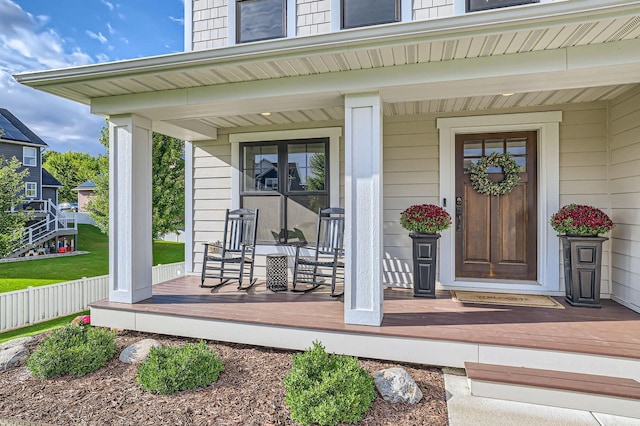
[297,0,331,36]
[0,142,41,199]
[190,103,611,293]
[42,187,58,204]
[413,0,455,21]
[77,190,94,212]
[192,0,228,50]
[609,86,640,312]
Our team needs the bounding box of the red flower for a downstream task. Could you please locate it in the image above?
[550,204,615,236]
[400,204,451,234]
[71,315,91,326]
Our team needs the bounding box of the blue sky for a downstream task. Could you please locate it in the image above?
[0,0,184,155]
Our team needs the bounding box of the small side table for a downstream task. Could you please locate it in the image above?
[266,254,288,292]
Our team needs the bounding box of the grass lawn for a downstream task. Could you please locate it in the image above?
[0,224,184,293]
[0,310,90,344]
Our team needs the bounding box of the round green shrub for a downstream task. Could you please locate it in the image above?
[136,341,224,395]
[284,341,376,426]
[27,324,116,379]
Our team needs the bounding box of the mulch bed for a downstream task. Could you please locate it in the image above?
[0,331,448,425]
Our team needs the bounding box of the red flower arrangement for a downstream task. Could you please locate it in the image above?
[550,204,615,236]
[71,315,91,326]
[400,204,451,234]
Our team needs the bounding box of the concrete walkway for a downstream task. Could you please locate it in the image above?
[444,373,640,425]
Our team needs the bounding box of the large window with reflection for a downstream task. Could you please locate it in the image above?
[467,0,538,13]
[240,138,329,244]
[236,0,286,43]
[342,0,399,29]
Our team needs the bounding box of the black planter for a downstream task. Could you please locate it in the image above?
[410,232,441,298]
[560,235,608,308]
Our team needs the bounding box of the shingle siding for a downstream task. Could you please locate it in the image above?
[0,142,42,199]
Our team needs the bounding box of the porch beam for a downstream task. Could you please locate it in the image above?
[344,92,384,326]
[108,114,153,303]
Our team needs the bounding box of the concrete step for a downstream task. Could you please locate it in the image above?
[465,362,640,419]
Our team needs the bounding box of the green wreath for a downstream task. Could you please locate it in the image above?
[469,152,521,196]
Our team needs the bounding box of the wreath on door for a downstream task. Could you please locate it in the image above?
[469,152,521,196]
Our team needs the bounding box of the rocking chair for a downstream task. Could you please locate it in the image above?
[292,208,345,297]
[201,208,259,290]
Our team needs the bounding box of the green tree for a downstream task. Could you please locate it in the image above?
[306,153,325,191]
[86,121,185,238]
[0,156,31,257]
[42,150,101,203]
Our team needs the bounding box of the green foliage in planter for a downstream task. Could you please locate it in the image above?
[136,341,224,395]
[284,341,376,426]
[27,324,116,379]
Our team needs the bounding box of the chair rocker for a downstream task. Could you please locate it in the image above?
[292,207,345,297]
[201,208,259,291]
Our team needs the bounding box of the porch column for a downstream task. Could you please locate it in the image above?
[108,114,153,303]
[344,93,384,326]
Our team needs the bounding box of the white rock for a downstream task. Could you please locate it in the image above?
[0,336,37,351]
[374,367,423,404]
[119,339,161,364]
[0,345,29,371]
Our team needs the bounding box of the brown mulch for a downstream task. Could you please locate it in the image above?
[0,331,449,426]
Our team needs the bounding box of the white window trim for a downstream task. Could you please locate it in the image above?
[25,182,37,199]
[331,0,411,31]
[437,111,562,294]
[230,127,341,255]
[23,146,37,167]
[228,0,297,46]
[453,0,555,16]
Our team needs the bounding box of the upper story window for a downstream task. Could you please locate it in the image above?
[25,182,37,199]
[236,0,286,43]
[23,146,37,167]
[467,0,539,13]
[342,0,400,29]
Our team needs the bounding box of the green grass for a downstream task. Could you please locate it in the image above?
[0,224,184,293]
[0,310,89,344]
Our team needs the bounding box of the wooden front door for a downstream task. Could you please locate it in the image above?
[455,132,537,280]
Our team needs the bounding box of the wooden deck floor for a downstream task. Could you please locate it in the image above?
[92,275,640,360]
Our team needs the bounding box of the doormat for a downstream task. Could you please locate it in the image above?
[451,291,565,309]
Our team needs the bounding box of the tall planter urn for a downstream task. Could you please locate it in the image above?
[410,232,440,298]
[400,204,451,298]
[560,235,607,308]
[551,204,615,309]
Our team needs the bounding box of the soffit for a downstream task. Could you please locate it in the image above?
[15,2,640,105]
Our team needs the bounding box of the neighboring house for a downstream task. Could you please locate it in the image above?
[0,108,76,257]
[72,180,96,212]
[14,0,640,323]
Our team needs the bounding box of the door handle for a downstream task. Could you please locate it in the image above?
[455,196,463,232]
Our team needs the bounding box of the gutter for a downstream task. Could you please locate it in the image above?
[13,0,640,87]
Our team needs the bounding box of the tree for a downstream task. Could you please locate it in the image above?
[0,156,31,257]
[42,150,101,203]
[86,121,185,238]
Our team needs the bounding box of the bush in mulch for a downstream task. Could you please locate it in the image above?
[136,341,224,395]
[27,323,117,379]
[284,341,376,426]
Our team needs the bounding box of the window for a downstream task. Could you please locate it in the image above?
[240,138,329,244]
[236,0,286,43]
[25,182,37,199]
[342,0,399,29]
[23,147,37,167]
[467,0,538,13]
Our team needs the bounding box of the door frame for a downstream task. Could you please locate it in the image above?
[437,111,562,293]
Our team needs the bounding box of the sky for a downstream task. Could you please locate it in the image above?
[0,0,184,156]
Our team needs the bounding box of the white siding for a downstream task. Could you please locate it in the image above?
[609,86,640,312]
[192,0,228,51]
[297,0,331,36]
[413,0,455,21]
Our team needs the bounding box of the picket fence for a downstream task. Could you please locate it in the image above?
[0,262,185,333]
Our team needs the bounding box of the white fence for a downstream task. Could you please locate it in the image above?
[0,262,185,333]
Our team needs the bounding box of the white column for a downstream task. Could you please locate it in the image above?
[109,114,153,303]
[344,93,384,326]
[184,141,194,273]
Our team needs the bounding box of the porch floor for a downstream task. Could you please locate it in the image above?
[91,275,640,361]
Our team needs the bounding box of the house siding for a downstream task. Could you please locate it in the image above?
[0,142,41,199]
[297,0,331,36]
[413,0,455,21]
[190,103,611,293]
[192,0,228,50]
[609,86,640,312]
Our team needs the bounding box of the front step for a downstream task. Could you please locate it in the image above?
[465,362,640,419]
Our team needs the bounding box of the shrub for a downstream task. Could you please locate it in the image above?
[136,341,224,395]
[284,341,376,426]
[27,324,116,379]
[550,204,615,236]
[400,204,451,234]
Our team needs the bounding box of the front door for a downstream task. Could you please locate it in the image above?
[455,131,537,280]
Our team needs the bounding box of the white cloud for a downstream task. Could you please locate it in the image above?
[0,0,105,155]
[169,16,184,25]
[101,0,114,11]
[86,30,108,44]
[106,22,115,34]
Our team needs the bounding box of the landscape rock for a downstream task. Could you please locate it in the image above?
[119,339,161,364]
[374,367,423,404]
[0,336,37,351]
[0,345,29,372]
